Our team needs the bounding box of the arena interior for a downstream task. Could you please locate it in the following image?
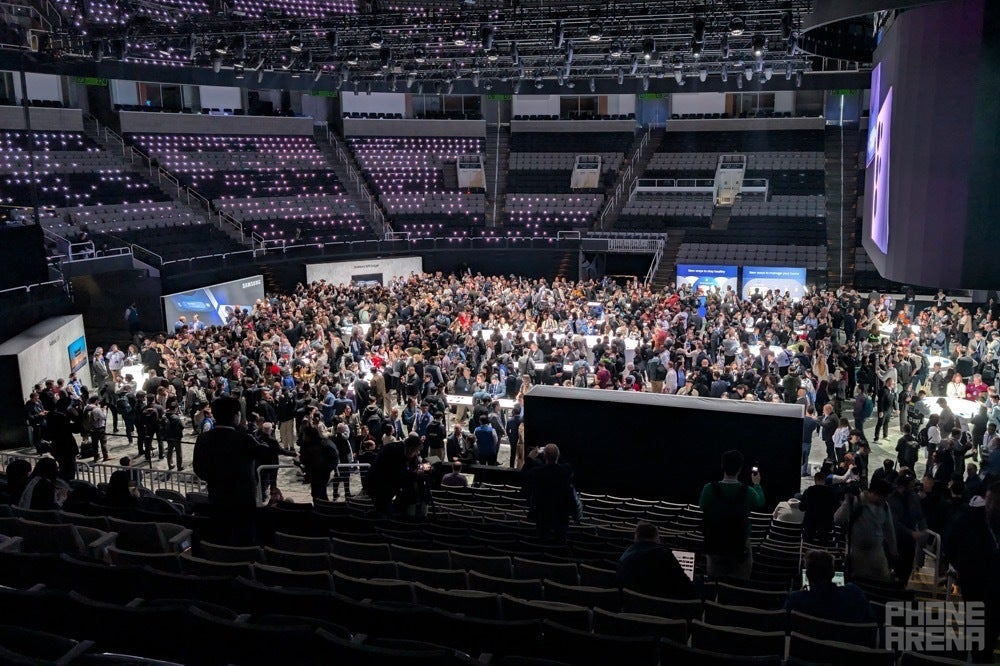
[0,0,998,663]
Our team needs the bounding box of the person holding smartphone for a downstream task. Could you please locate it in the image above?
[698,450,765,580]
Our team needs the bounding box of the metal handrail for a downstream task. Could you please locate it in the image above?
[644,243,665,287]
[599,125,651,229]
[0,451,206,495]
[0,279,63,296]
[326,126,390,236]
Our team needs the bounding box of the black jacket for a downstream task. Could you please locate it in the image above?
[616,541,698,600]
[193,426,270,508]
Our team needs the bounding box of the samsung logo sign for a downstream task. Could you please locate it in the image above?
[242,279,262,289]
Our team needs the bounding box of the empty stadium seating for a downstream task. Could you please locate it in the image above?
[347,136,485,237]
[130,133,373,244]
[504,194,603,236]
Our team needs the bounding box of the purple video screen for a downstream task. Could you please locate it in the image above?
[869,87,892,254]
[865,63,881,167]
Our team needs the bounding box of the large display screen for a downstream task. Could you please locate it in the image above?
[869,86,892,254]
[675,264,738,295]
[67,336,88,374]
[865,63,882,167]
[741,266,807,301]
[162,276,265,329]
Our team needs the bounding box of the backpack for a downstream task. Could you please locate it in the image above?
[702,482,750,557]
[140,406,161,432]
[917,426,930,449]
[861,395,874,420]
[116,394,133,416]
[81,406,94,434]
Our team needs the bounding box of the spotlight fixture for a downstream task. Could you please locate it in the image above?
[642,38,655,60]
[617,68,624,85]
[369,30,383,48]
[698,67,707,82]
[674,67,683,84]
[785,65,793,81]
[588,23,602,42]
[213,37,228,55]
[691,40,702,58]
[484,80,493,90]
[257,69,264,83]
[157,40,171,57]
[453,27,467,46]
[744,66,753,81]
[737,73,743,88]
[313,67,322,82]
[642,74,649,91]
[763,66,773,81]
[795,71,802,87]
[341,63,350,82]
[472,71,480,87]
[513,79,521,93]
[234,64,245,79]
[414,47,426,63]
[720,34,730,59]
[610,40,624,58]
[629,54,639,76]
[212,55,222,73]
[480,25,494,51]
[379,47,391,69]
[290,36,303,53]
[781,11,793,41]
[729,16,745,36]
[752,33,766,57]
[510,42,519,65]
[552,20,564,48]
[720,63,728,82]
[693,17,705,44]
[405,73,415,89]
[346,50,359,65]
[534,76,543,89]
[589,76,595,92]
[786,34,798,56]
[389,73,398,91]
[485,49,498,61]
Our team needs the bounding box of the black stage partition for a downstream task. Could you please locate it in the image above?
[523,386,802,508]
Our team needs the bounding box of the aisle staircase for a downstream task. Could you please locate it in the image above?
[824,125,861,288]
[597,126,665,231]
[648,230,686,290]
[483,124,510,228]
[314,126,388,237]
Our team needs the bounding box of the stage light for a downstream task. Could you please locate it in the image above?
[213,37,228,55]
[257,69,264,83]
[405,73,416,89]
[744,66,753,81]
[480,25,494,51]
[781,11,793,40]
[674,67,683,84]
[641,74,649,91]
[693,17,705,44]
[629,54,638,75]
[157,40,170,57]
[565,40,574,63]
[589,76,595,92]
[413,47,426,63]
[786,33,798,56]
[212,55,223,73]
[472,71,480,87]
[698,67,707,82]
[417,82,423,94]
[617,68,624,85]
[737,72,743,88]
[642,38,655,60]
[369,30,383,48]
[795,71,802,87]
[313,67,322,82]
[534,76,543,89]
[389,73,398,90]
[729,16,745,36]
[763,66,772,81]
[485,49,498,61]
[341,63,350,82]
[720,63,728,82]
[513,78,521,93]
[552,20,564,48]
[510,42,519,65]
[290,36,303,53]
[691,40,702,58]
[720,33,730,59]
[234,64,245,79]
[379,47,391,69]
[752,33,766,56]
[453,27,467,46]
[785,65,793,81]
[588,23,602,42]
[346,50,359,65]
[610,40,623,58]
[483,79,493,90]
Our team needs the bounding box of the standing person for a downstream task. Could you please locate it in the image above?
[125,302,140,337]
[91,347,110,389]
[473,414,499,466]
[524,444,580,542]
[163,399,185,471]
[818,403,838,464]
[137,394,164,464]
[192,396,270,545]
[25,391,47,455]
[853,386,872,435]
[895,424,920,471]
[886,472,928,585]
[834,478,898,582]
[47,398,79,482]
[298,423,339,503]
[84,396,110,462]
[698,449,765,580]
[802,405,820,477]
[106,344,125,383]
[874,378,895,443]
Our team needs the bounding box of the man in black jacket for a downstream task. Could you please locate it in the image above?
[617,522,697,599]
[874,378,895,443]
[192,396,270,544]
[524,444,579,542]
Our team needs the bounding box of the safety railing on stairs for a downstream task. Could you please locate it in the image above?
[324,126,389,236]
[599,126,652,229]
[644,242,666,287]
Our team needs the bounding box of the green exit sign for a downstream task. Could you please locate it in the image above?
[313,90,339,98]
[487,93,512,101]
[831,89,860,96]
[637,92,665,100]
[74,76,108,87]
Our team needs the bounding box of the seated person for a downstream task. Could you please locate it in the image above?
[784,549,874,623]
[440,460,469,488]
[616,521,697,599]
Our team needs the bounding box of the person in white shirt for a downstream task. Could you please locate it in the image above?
[663,361,678,394]
[946,374,967,399]
[105,344,125,382]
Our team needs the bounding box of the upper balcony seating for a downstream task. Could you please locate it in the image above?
[504,194,603,236]
[660,130,825,153]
